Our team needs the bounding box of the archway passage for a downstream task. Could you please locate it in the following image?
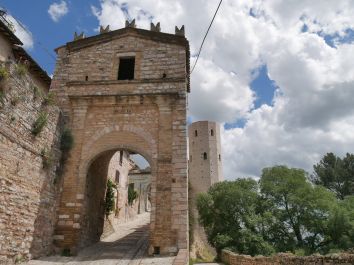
[79,149,153,257]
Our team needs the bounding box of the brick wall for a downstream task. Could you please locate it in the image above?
[0,61,61,262]
[221,249,354,265]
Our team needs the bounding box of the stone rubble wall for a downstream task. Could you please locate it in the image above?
[0,61,61,263]
[221,249,354,265]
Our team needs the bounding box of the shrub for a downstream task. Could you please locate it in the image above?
[41,148,54,169]
[31,111,48,136]
[15,63,27,76]
[60,128,74,152]
[33,86,43,99]
[105,179,116,217]
[0,66,9,80]
[128,184,138,206]
[43,91,56,105]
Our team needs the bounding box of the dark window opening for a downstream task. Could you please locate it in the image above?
[190,155,192,162]
[119,150,123,165]
[203,152,207,160]
[153,246,160,255]
[219,154,221,161]
[115,170,120,183]
[85,75,88,81]
[211,129,214,136]
[195,130,198,137]
[118,57,135,80]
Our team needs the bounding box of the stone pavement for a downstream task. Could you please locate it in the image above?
[23,213,175,265]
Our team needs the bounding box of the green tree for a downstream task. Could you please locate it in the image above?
[197,179,274,257]
[260,166,337,254]
[105,179,116,218]
[312,153,354,199]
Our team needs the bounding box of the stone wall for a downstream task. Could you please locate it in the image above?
[221,250,354,265]
[0,61,61,262]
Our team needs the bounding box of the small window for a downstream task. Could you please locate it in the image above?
[118,57,135,80]
[115,170,120,183]
[219,154,221,161]
[211,129,214,136]
[195,130,198,137]
[85,75,88,81]
[203,152,207,160]
[119,150,123,166]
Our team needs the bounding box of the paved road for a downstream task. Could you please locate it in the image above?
[25,213,175,265]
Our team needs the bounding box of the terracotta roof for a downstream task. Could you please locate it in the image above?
[60,27,191,92]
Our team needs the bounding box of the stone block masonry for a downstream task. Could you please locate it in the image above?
[0,61,61,263]
[50,24,190,259]
[221,250,354,265]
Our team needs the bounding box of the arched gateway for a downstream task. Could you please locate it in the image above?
[51,22,190,255]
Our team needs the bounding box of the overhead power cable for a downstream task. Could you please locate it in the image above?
[190,0,223,74]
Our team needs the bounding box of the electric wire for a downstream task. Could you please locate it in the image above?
[190,0,223,74]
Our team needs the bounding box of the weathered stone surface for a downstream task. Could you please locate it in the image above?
[0,59,61,261]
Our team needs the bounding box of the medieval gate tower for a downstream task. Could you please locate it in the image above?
[188,121,223,196]
[51,21,189,255]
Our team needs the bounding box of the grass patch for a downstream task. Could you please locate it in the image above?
[31,111,48,136]
[33,85,44,99]
[15,63,27,76]
[41,148,54,169]
[0,66,9,81]
[43,91,56,105]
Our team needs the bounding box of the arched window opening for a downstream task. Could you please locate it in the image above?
[195,130,198,137]
[211,129,214,136]
[203,152,207,160]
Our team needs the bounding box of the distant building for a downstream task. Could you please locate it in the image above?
[188,121,223,196]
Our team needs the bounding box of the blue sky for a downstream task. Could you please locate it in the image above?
[0,1,99,74]
[2,0,354,179]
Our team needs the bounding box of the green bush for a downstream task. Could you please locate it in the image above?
[33,86,43,99]
[31,112,48,136]
[15,63,27,76]
[43,91,56,105]
[105,179,116,217]
[0,66,9,80]
[128,184,138,205]
[60,128,74,152]
[41,148,54,169]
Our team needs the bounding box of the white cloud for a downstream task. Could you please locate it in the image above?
[92,0,354,179]
[48,1,68,22]
[6,15,34,49]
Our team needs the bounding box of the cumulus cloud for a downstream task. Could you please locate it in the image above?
[91,0,354,179]
[48,1,68,22]
[6,15,34,49]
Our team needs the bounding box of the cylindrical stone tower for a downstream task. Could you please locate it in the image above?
[188,121,223,196]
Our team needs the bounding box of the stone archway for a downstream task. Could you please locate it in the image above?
[51,25,189,257]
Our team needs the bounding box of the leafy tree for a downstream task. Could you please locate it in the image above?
[197,179,275,257]
[260,166,337,254]
[312,153,354,199]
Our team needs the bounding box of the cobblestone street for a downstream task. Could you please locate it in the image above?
[24,213,175,265]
